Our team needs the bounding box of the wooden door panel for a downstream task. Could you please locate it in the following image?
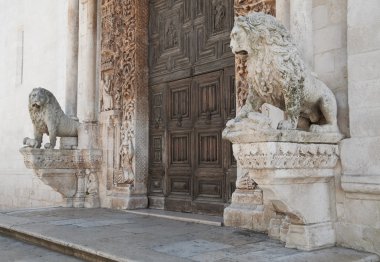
[168,79,192,129]
[148,0,236,215]
[169,131,192,168]
[149,0,192,80]
[196,129,222,168]
[193,71,224,127]
[195,178,224,200]
[193,0,234,65]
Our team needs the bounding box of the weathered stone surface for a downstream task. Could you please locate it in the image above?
[233,142,339,170]
[19,148,102,170]
[19,148,101,208]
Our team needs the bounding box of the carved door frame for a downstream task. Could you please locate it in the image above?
[98,0,275,210]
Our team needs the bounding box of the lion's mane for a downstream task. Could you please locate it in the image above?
[235,12,306,116]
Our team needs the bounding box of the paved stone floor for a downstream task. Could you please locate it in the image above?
[0,208,378,262]
[0,234,82,261]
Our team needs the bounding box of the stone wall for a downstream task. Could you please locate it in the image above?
[0,0,71,208]
[312,0,349,136]
[336,0,380,255]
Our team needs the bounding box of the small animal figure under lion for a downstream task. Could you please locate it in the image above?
[24,87,80,149]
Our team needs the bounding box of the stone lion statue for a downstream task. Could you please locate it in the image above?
[229,12,339,133]
[28,87,80,149]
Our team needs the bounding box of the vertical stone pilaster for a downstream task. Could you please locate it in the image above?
[100,0,149,209]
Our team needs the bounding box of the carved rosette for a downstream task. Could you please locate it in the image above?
[234,142,339,170]
[101,0,141,187]
[233,0,275,111]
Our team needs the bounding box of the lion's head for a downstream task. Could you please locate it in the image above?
[230,12,294,57]
[29,87,52,111]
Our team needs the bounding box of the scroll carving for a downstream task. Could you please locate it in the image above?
[233,0,276,110]
[101,0,137,186]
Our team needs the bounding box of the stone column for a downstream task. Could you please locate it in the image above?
[77,0,98,149]
[290,0,313,69]
[61,0,80,150]
[276,0,290,30]
[65,0,79,118]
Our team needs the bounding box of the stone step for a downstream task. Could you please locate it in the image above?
[123,208,223,226]
[0,208,378,262]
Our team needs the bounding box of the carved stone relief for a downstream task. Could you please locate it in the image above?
[213,0,227,32]
[101,0,138,187]
[233,0,275,111]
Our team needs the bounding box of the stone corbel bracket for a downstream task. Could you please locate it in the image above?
[20,147,102,208]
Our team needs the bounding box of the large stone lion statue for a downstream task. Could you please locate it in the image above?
[229,12,339,133]
[27,87,80,149]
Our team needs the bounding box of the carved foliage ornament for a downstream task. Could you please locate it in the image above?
[234,143,339,170]
[101,0,137,186]
[233,0,276,110]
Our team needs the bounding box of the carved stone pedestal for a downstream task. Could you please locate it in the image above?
[20,148,102,208]
[224,189,267,232]
[229,141,339,251]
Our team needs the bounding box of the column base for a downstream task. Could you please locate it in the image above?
[224,189,267,232]
[285,222,336,251]
[84,195,100,208]
[111,194,148,209]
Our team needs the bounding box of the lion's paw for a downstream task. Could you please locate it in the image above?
[44,143,54,149]
[310,124,339,133]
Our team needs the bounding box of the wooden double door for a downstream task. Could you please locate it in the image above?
[148,0,236,215]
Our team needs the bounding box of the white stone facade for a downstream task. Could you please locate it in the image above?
[0,0,74,208]
[1,0,380,256]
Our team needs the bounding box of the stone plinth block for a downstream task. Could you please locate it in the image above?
[111,192,148,210]
[224,189,267,232]
[228,141,339,251]
[60,137,78,149]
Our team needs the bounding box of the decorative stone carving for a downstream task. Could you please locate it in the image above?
[213,0,227,32]
[28,87,80,149]
[165,20,178,49]
[234,0,276,17]
[233,0,275,111]
[101,0,137,186]
[117,137,134,185]
[234,143,339,170]
[227,13,340,134]
[223,12,343,251]
[100,73,114,111]
[236,172,257,190]
[100,0,149,209]
[19,147,101,208]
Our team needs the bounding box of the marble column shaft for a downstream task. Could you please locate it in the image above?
[65,0,79,118]
[78,0,97,123]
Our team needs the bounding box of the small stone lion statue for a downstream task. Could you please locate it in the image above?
[229,12,339,133]
[28,87,80,149]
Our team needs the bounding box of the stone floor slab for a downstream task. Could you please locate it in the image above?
[0,208,378,262]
